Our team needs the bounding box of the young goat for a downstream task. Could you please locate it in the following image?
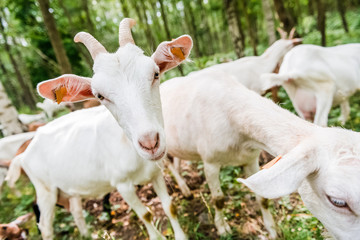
[166,35,301,238]
[160,69,360,239]
[37,18,192,161]
[6,17,193,240]
[6,106,188,240]
[261,43,360,126]
[0,213,33,240]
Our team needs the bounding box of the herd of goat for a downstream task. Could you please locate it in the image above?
[0,18,359,240]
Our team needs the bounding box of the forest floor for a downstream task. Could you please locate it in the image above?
[0,153,324,240]
[38,154,323,240]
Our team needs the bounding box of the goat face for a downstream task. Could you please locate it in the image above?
[91,45,165,160]
[37,18,193,161]
[238,128,360,239]
[299,148,360,239]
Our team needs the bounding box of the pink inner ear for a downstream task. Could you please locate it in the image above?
[152,35,193,74]
[37,74,94,103]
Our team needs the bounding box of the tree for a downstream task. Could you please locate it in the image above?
[316,0,326,46]
[0,60,21,109]
[0,16,37,110]
[158,0,171,40]
[183,0,202,57]
[81,0,95,35]
[223,0,245,58]
[37,0,72,74]
[241,1,258,55]
[0,81,24,136]
[58,0,92,68]
[129,0,156,50]
[273,0,295,33]
[336,0,349,32]
[262,0,277,44]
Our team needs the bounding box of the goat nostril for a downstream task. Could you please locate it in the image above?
[139,132,160,152]
[155,133,159,148]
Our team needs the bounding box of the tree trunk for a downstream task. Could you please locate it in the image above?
[336,0,349,33]
[0,81,24,136]
[0,61,21,109]
[130,0,156,50]
[38,0,72,74]
[183,0,202,57]
[308,0,314,15]
[158,0,171,39]
[224,0,245,58]
[315,0,326,46]
[273,0,295,33]
[262,0,277,44]
[58,0,93,69]
[0,18,37,110]
[241,1,258,55]
[119,0,130,17]
[10,36,38,103]
[81,0,95,35]
[196,0,215,55]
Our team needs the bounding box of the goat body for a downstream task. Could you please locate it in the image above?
[161,69,360,239]
[262,43,360,126]
[6,106,186,240]
[8,106,186,239]
[0,132,35,161]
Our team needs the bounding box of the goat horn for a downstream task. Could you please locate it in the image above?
[289,27,296,39]
[277,27,287,39]
[119,18,136,47]
[74,32,107,60]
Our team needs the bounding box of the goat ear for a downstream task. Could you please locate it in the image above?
[238,142,317,199]
[37,74,94,104]
[152,35,193,74]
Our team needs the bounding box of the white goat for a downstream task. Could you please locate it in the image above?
[0,132,35,161]
[36,99,68,119]
[5,17,193,240]
[261,43,360,126]
[18,112,46,125]
[165,37,301,238]
[161,69,360,239]
[207,37,302,94]
[6,106,187,240]
[0,132,35,193]
[37,18,191,161]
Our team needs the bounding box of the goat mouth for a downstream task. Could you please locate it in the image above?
[150,150,166,161]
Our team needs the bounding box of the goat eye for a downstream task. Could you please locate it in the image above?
[96,93,104,100]
[154,72,159,79]
[328,196,347,208]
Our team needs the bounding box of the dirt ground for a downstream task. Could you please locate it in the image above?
[81,152,296,240]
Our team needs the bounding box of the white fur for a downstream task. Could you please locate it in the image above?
[161,70,360,239]
[261,43,360,126]
[6,106,187,240]
[0,132,35,161]
[36,99,67,119]
[207,39,298,94]
[18,113,46,125]
[37,35,192,162]
[163,39,299,238]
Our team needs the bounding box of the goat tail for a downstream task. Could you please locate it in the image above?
[260,73,291,93]
[5,153,23,188]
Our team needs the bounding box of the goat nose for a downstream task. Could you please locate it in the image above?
[138,132,160,154]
